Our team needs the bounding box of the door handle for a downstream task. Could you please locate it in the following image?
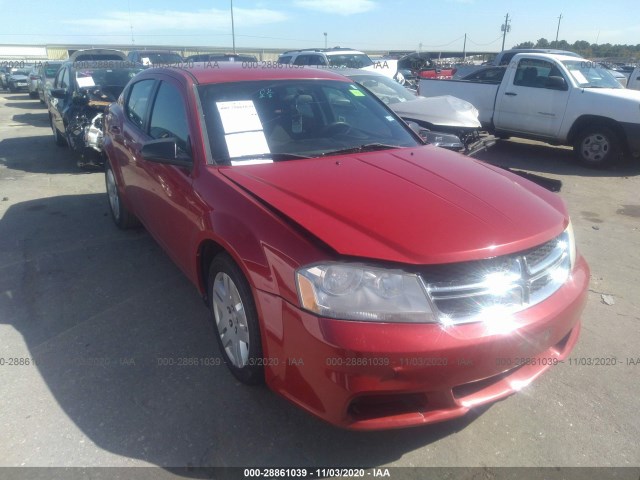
[505,92,517,96]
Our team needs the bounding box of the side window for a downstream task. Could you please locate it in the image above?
[60,68,70,89]
[54,67,64,88]
[514,59,564,88]
[307,55,326,66]
[293,55,308,66]
[125,79,155,129]
[149,81,190,153]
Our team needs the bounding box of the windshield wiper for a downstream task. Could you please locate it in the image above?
[321,143,402,157]
[230,152,312,162]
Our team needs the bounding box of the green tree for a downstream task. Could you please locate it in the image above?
[535,38,550,48]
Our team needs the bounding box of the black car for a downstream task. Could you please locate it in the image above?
[126,50,183,66]
[48,50,142,166]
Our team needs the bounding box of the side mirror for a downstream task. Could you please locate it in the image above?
[546,76,568,90]
[141,138,192,168]
[50,88,66,99]
[405,121,429,143]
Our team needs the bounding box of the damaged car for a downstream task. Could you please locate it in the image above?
[339,69,494,156]
[48,51,142,166]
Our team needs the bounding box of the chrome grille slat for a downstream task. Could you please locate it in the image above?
[417,235,570,325]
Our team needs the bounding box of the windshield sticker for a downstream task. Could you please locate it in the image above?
[349,89,365,97]
[76,76,95,88]
[225,131,270,158]
[571,70,588,84]
[216,100,264,134]
[385,115,395,122]
[141,57,151,66]
[216,100,271,159]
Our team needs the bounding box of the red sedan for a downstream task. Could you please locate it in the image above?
[103,64,589,430]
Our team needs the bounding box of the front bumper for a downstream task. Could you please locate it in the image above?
[256,256,589,430]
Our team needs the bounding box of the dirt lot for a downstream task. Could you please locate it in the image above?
[0,90,639,472]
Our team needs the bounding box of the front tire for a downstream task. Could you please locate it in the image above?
[208,254,264,385]
[105,159,139,229]
[573,125,622,168]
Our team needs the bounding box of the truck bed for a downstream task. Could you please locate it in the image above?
[418,78,499,127]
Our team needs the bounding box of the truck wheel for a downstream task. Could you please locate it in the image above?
[51,116,67,147]
[105,159,139,229]
[208,253,264,385]
[573,126,622,168]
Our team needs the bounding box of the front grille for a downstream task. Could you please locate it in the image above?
[417,235,571,325]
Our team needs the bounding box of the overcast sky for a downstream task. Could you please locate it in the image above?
[0,0,638,51]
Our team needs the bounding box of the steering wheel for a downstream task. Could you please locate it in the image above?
[322,121,352,136]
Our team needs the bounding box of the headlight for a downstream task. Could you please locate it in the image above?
[296,263,437,323]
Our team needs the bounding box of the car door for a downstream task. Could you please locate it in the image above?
[494,58,571,138]
[116,78,156,212]
[50,66,70,135]
[130,77,200,275]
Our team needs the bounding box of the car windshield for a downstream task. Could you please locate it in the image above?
[328,54,374,68]
[13,69,30,76]
[198,79,419,164]
[562,60,622,88]
[75,67,143,100]
[140,53,183,65]
[347,74,416,104]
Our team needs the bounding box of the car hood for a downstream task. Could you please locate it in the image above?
[10,75,28,81]
[389,95,481,129]
[220,147,566,265]
[583,87,640,101]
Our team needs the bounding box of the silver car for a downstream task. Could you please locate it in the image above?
[28,65,40,98]
[36,61,64,104]
[7,68,30,92]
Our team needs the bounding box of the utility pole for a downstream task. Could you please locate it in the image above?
[230,0,236,54]
[463,33,467,61]
[555,13,563,45]
[500,13,511,51]
[324,32,327,49]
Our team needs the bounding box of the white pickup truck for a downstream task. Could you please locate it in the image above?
[419,53,640,167]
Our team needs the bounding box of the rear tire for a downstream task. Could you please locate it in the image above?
[573,125,622,168]
[208,253,264,385]
[105,159,139,229]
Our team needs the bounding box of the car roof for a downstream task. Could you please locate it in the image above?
[130,49,180,54]
[69,49,127,62]
[139,63,356,84]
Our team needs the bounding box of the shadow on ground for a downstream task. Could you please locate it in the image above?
[475,139,640,178]
[0,135,92,174]
[0,194,488,472]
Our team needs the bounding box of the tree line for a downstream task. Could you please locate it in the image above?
[512,39,640,61]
